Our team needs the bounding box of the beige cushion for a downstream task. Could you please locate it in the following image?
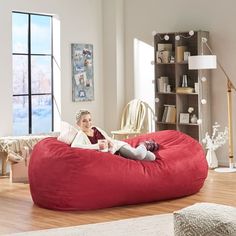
[174,203,236,236]
[57,121,78,145]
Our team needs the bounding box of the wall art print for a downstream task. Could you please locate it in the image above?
[71,43,94,101]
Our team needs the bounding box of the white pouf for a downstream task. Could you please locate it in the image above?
[174,203,236,236]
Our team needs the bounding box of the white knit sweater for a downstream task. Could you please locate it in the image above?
[71,126,126,154]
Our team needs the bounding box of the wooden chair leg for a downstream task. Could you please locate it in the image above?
[0,152,7,176]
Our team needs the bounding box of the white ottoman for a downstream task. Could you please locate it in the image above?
[174,203,236,236]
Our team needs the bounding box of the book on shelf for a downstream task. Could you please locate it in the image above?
[157,77,169,92]
[166,106,176,123]
[161,105,169,122]
[161,104,176,123]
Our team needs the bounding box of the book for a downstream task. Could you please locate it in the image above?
[161,105,176,123]
[161,105,169,122]
[166,106,176,123]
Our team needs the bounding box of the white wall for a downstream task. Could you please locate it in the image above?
[123,0,236,165]
[103,0,125,132]
[0,0,104,136]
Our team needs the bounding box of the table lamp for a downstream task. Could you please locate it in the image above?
[188,37,236,173]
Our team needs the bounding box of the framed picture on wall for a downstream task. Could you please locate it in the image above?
[71,43,94,101]
[179,113,189,124]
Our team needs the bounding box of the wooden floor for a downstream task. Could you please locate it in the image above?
[1,170,236,235]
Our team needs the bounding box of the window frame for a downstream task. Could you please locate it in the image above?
[12,11,54,134]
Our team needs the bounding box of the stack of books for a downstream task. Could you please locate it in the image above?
[161,104,176,123]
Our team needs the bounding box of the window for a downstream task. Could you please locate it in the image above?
[12,12,54,135]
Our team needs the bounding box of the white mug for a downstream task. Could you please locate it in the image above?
[167,85,171,93]
[98,139,108,152]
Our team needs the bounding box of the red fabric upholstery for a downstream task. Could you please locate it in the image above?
[29,130,208,211]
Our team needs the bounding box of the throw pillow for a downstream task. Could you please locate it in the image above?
[57,121,78,145]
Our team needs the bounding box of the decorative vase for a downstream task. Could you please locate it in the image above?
[190,114,198,124]
[206,149,218,169]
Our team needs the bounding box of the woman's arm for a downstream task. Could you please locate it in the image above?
[96,127,125,153]
[71,142,99,150]
[71,131,99,150]
[96,127,113,142]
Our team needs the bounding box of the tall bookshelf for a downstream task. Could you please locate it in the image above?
[154,31,211,142]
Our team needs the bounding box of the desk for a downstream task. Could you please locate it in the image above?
[0,133,58,176]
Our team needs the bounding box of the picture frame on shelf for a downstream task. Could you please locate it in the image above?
[179,113,189,124]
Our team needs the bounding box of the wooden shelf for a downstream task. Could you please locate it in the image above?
[178,123,199,126]
[154,30,211,142]
[176,92,198,95]
[156,62,188,65]
[156,92,176,95]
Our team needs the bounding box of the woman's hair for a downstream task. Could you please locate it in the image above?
[75,109,91,123]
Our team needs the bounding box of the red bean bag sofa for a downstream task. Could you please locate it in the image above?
[28,130,208,211]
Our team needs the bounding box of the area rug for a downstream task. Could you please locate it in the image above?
[6,213,174,236]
